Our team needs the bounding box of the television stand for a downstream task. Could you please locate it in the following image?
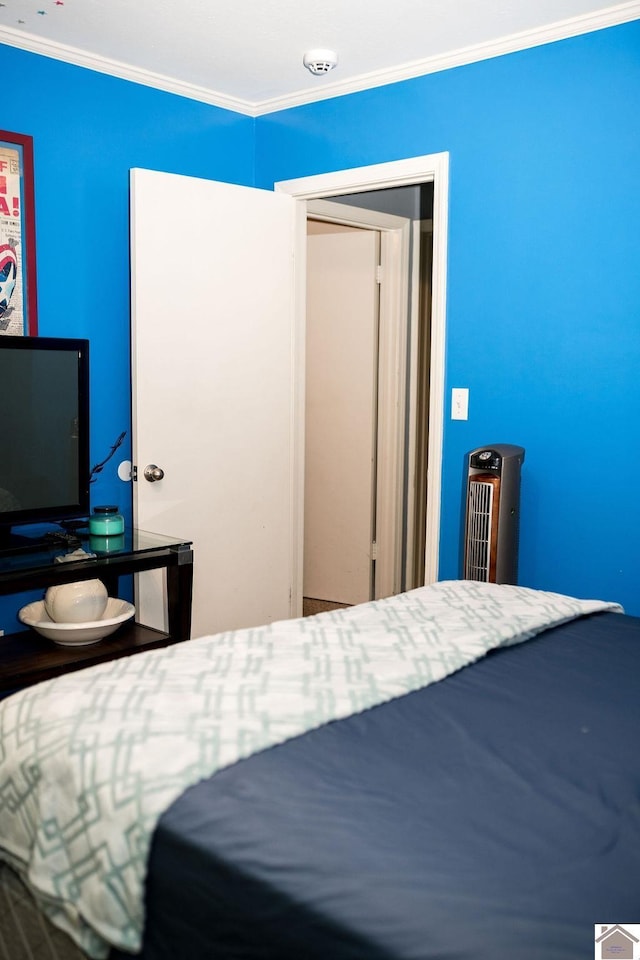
[0,527,193,694]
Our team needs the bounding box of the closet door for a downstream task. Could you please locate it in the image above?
[130,168,297,639]
[304,224,380,606]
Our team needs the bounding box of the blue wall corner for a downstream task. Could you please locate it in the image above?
[256,19,640,614]
[1,17,638,631]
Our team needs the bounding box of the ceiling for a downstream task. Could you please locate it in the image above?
[0,0,637,115]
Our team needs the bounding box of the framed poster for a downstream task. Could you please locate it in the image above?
[0,130,38,335]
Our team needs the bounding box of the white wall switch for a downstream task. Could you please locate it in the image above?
[451,387,469,420]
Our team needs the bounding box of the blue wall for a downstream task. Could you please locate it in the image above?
[1,19,638,631]
[0,44,254,631]
[256,20,640,614]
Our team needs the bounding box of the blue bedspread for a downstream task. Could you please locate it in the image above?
[1,581,619,957]
[134,611,640,960]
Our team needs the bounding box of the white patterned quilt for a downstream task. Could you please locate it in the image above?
[0,580,622,958]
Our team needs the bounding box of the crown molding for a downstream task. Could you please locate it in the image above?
[255,1,640,114]
[1,1,639,118]
[0,25,256,116]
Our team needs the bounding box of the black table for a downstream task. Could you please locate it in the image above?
[0,527,193,692]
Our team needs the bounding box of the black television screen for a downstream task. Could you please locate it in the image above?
[0,336,90,545]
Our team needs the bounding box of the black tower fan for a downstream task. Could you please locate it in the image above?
[463,444,525,584]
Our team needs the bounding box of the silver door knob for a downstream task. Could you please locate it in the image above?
[144,464,165,482]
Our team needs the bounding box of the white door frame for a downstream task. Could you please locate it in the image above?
[276,152,449,615]
[307,200,411,601]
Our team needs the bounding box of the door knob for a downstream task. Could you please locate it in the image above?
[144,464,165,482]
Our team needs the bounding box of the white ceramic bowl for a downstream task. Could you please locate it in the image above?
[19,598,135,647]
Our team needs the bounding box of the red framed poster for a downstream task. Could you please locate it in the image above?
[0,130,38,335]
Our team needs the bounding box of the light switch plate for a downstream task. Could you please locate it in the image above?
[451,387,469,420]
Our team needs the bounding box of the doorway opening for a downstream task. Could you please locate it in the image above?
[302,186,434,615]
[277,151,449,619]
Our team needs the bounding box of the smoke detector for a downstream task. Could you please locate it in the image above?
[303,49,338,76]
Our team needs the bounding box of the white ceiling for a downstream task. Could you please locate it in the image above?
[0,0,638,115]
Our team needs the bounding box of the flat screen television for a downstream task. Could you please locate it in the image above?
[0,335,90,550]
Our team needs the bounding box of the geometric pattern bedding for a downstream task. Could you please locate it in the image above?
[0,580,622,958]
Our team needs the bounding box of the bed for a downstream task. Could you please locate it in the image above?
[0,580,638,960]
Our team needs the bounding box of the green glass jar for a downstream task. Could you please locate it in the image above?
[89,505,125,536]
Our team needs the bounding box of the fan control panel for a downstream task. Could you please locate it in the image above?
[469,449,502,472]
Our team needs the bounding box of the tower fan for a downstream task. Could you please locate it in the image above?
[463,444,525,584]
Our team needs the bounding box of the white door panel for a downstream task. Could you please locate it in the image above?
[304,226,379,605]
[130,168,297,638]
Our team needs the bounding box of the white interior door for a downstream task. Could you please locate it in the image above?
[306,200,411,601]
[277,152,449,589]
[304,223,380,606]
[130,168,297,639]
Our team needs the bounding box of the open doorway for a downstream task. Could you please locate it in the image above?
[277,151,449,620]
[302,184,434,615]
